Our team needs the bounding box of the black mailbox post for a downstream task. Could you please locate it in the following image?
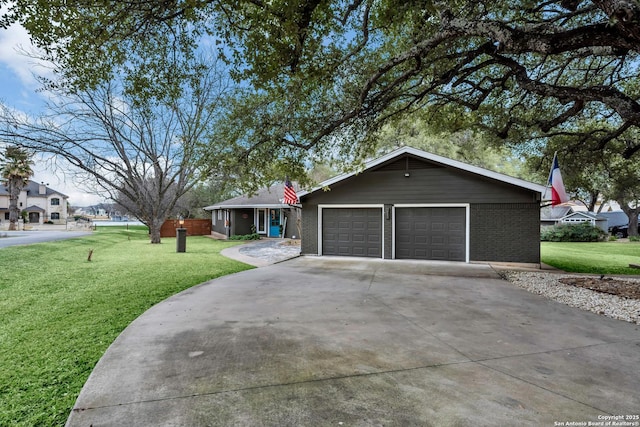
[176,216,186,253]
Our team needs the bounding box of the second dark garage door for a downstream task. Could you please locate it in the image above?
[395,207,466,261]
[322,208,382,257]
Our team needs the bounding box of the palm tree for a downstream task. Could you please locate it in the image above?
[1,146,34,230]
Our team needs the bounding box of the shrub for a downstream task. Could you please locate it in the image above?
[541,223,607,242]
[630,235,640,242]
[228,233,261,241]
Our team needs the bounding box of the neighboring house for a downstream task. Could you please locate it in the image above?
[0,180,69,225]
[542,205,626,234]
[298,147,547,264]
[559,211,608,232]
[204,184,301,239]
[540,205,573,228]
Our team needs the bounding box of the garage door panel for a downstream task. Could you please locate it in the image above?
[431,236,445,245]
[396,207,466,261]
[338,233,351,242]
[323,208,382,258]
[449,236,465,245]
[432,250,446,259]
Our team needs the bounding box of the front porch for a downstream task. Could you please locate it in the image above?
[210,206,300,239]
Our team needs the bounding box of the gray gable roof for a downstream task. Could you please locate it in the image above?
[598,211,629,227]
[540,205,573,220]
[299,146,547,199]
[0,180,68,198]
[204,183,296,210]
[24,205,46,212]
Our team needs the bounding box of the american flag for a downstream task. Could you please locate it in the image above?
[283,177,299,205]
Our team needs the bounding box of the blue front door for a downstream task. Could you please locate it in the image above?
[269,209,280,237]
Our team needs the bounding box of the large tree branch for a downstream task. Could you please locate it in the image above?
[494,54,640,127]
[442,14,635,55]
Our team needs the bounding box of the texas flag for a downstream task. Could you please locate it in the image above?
[549,153,569,206]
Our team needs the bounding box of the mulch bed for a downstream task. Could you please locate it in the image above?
[558,277,640,300]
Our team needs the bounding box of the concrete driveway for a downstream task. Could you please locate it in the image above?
[66,257,640,426]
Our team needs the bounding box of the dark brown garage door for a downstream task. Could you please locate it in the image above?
[322,208,382,257]
[395,207,466,261]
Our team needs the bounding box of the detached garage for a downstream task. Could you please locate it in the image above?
[299,147,547,264]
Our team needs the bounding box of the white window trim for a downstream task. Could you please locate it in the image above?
[317,204,385,258]
[256,208,268,234]
[392,203,470,263]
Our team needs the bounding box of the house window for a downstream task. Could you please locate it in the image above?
[217,210,223,220]
[51,198,60,206]
[51,213,60,220]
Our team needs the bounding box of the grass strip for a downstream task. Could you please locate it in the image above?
[541,241,640,275]
[0,226,252,426]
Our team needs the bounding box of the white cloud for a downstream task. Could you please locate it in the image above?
[31,156,106,207]
[0,22,52,90]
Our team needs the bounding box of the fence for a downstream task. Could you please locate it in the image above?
[160,218,212,238]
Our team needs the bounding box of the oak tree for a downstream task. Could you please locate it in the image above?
[3,1,640,181]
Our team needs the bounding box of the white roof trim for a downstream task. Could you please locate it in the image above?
[560,211,604,220]
[298,146,547,198]
[203,204,290,210]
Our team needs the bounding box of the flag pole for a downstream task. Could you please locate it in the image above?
[546,152,557,186]
[542,151,558,202]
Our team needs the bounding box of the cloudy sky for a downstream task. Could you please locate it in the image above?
[0,21,104,206]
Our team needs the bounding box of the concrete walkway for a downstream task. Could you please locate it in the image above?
[220,238,301,267]
[66,255,640,426]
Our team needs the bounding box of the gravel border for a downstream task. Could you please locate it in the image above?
[501,271,640,325]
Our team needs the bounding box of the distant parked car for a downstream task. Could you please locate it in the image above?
[609,219,640,238]
[600,211,638,238]
[609,224,629,238]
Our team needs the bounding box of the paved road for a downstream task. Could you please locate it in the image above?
[66,257,640,426]
[0,230,92,248]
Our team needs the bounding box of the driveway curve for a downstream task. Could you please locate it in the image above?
[66,257,640,426]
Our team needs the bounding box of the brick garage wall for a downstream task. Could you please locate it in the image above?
[301,203,318,255]
[160,219,212,238]
[470,203,540,263]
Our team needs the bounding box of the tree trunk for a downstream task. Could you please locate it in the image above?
[626,210,639,237]
[8,179,21,231]
[586,190,598,212]
[618,201,639,237]
[148,217,163,244]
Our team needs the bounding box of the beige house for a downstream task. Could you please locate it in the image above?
[0,180,69,226]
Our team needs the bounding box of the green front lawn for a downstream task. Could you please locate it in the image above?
[0,227,252,426]
[541,241,640,275]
